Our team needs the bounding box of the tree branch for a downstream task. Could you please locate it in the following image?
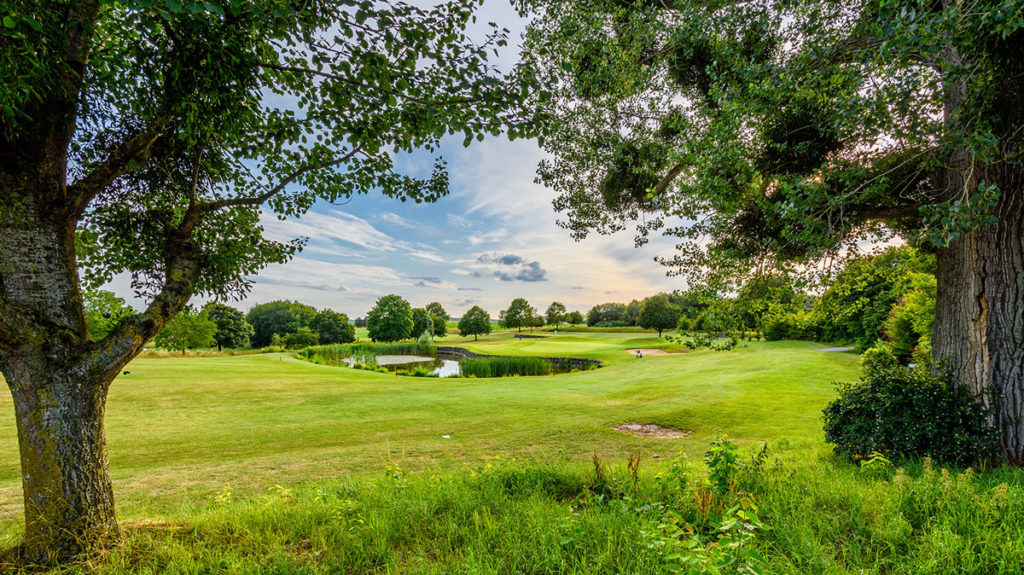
[652,163,685,197]
[178,145,363,233]
[87,253,200,383]
[257,62,478,107]
[65,119,168,219]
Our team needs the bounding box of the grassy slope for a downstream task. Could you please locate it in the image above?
[0,333,855,522]
[3,332,1022,573]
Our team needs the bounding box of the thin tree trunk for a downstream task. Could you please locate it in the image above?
[933,164,1024,462]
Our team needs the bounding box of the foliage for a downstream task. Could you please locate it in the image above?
[425,302,449,338]
[735,274,803,335]
[623,299,643,327]
[882,273,936,363]
[309,309,356,345]
[9,437,1024,574]
[640,437,770,575]
[637,294,680,337]
[282,327,320,349]
[154,306,217,354]
[425,302,449,320]
[298,342,436,368]
[497,294,536,331]
[367,294,414,342]
[459,356,553,377]
[694,298,740,335]
[566,310,584,326]
[203,302,254,350]
[458,305,492,341]
[519,0,1021,282]
[762,310,816,342]
[247,301,317,348]
[500,298,536,332]
[823,366,999,465]
[812,247,935,350]
[545,301,567,327]
[411,307,435,340]
[83,289,134,341]
[586,302,627,327]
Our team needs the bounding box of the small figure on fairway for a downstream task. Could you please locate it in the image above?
[636,350,643,359]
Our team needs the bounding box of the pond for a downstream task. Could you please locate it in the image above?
[343,354,461,377]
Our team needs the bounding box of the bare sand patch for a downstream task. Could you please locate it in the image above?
[613,423,693,438]
[625,348,686,356]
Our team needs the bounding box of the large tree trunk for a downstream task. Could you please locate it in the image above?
[4,355,118,563]
[0,214,120,562]
[933,163,1024,463]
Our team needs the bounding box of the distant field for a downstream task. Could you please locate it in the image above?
[0,331,859,525]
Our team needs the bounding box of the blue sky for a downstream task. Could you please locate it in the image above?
[249,134,685,318]
[107,1,687,318]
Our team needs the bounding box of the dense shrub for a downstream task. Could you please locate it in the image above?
[859,343,898,373]
[823,366,999,465]
[459,356,552,377]
[282,327,319,349]
[594,320,628,328]
[763,310,820,341]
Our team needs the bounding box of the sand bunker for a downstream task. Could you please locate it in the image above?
[625,348,686,356]
[613,423,693,438]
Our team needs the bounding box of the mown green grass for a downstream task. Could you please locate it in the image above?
[0,333,854,522]
[2,331,1021,573]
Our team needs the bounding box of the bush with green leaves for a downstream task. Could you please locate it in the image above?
[823,366,999,465]
[763,310,817,341]
[154,307,218,354]
[282,327,320,349]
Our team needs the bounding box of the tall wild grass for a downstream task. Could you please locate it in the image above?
[459,356,553,377]
[7,439,1022,574]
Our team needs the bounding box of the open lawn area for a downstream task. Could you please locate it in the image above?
[3,332,1023,574]
[0,333,856,523]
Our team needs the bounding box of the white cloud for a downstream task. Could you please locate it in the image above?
[261,209,399,254]
[408,249,444,262]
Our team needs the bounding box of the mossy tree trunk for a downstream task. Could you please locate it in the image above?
[5,354,119,563]
[933,163,1024,463]
[0,204,195,562]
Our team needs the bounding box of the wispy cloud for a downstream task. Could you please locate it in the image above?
[262,209,399,254]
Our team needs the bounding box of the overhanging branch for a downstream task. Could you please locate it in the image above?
[652,163,685,197]
[178,145,363,233]
[66,119,168,218]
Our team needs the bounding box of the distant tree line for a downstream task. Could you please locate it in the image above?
[84,245,930,355]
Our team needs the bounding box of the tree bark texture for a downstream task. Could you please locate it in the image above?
[933,163,1024,462]
[0,213,120,562]
[4,355,118,563]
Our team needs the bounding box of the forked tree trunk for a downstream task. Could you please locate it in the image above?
[933,164,1024,463]
[0,215,121,562]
